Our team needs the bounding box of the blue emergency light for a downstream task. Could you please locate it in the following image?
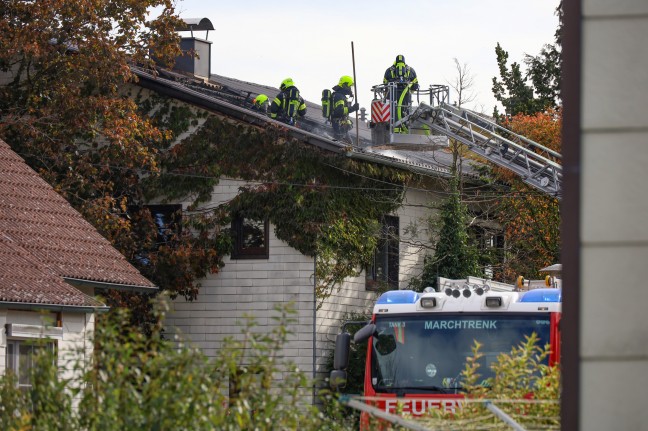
[520,288,562,303]
[376,290,420,304]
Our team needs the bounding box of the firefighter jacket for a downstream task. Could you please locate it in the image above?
[270,86,307,121]
[383,62,419,91]
[331,85,358,119]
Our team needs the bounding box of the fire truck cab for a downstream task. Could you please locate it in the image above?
[330,276,562,417]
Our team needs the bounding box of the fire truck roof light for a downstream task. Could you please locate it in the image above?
[485,296,502,308]
[520,288,562,303]
[420,297,437,308]
[376,290,420,305]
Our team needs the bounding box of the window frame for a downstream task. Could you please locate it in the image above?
[366,215,400,291]
[231,215,269,260]
[6,338,57,392]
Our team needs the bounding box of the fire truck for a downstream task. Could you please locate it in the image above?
[329,273,562,421]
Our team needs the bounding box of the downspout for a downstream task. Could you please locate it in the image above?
[312,253,317,405]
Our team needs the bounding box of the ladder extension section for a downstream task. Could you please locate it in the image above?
[406,102,562,198]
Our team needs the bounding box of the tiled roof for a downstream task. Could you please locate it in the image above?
[0,234,104,307]
[142,67,477,179]
[0,138,156,307]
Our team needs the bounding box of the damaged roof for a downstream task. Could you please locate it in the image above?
[0,139,156,309]
[133,66,479,180]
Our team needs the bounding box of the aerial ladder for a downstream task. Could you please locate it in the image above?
[369,83,562,198]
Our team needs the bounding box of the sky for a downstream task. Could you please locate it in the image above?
[153,0,559,114]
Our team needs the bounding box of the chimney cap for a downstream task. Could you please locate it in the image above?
[176,17,214,32]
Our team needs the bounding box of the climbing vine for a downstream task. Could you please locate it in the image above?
[143,97,414,301]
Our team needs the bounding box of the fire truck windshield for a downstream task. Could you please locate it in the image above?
[370,313,551,394]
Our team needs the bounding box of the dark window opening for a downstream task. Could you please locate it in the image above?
[147,204,182,247]
[469,223,505,278]
[129,204,182,267]
[367,215,399,291]
[232,215,269,259]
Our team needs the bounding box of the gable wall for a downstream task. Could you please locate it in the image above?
[0,309,94,382]
[164,179,442,389]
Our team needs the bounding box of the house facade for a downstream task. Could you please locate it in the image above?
[0,139,156,389]
[124,30,486,391]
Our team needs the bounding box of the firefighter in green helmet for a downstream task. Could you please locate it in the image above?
[251,94,269,114]
[330,75,359,142]
[269,78,307,126]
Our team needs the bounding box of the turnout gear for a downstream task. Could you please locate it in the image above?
[383,55,419,126]
[270,79,307,125]
[252,94,269,113]
[329,76,359,142]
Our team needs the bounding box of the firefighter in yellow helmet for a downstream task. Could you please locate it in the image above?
[331,75,359,142]
[383,54,419,130]
[251,94,269,114]
[269,78,307,126]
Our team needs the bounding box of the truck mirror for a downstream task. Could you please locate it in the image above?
[329,369,347,390]
[333,332,351,370]
[353,323,376,344]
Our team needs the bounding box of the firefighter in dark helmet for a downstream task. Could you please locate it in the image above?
[269,78,307,125]
[383,54,419,130]
[330,75,359,142]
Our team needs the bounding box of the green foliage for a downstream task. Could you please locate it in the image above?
[419,176,481,290]
[416,333,561,430]
[150,114,410,300]
[492,3,562,117]
[0,298,355,431]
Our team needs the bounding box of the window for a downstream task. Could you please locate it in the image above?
[147,204,182,246]
[6,340,56,392]
[132,205,182,266]
[367,215,399,290]
[469,222,505,278]
[231,215,269,259]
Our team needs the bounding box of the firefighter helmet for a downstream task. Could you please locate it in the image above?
[280,78,294,90]
[338,75,354,88]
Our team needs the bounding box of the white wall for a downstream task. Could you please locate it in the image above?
[0,309,94,380]
[164,179,443,390]
[578,2,648,429]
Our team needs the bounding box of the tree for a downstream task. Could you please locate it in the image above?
[492,2,563,117]
[448,58,477,110]
[420,176,481,290]
[0,2,409,326]
[493,109,562,280]
[0,0,190,325]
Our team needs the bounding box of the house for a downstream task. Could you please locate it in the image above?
[0,138,156,390]
[128,18,498,397]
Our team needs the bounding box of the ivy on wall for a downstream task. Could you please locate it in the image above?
[143,96,415,300]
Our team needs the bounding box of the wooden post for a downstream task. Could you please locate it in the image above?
[351,41,359,146]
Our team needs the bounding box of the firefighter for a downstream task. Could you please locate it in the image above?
[330,75,359,142]
[269,78,307,125]
[383,54,419,131]
[251,94,269,114]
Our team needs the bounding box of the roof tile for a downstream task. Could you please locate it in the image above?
[0,138,156,307]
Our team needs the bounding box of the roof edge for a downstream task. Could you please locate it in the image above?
[0,301,109,313]
[63,277,157,293]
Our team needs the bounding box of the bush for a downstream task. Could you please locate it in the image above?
[0,297,355,431]
[415,332,561,430]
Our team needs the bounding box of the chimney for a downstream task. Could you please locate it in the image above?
[173,17,214,79]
